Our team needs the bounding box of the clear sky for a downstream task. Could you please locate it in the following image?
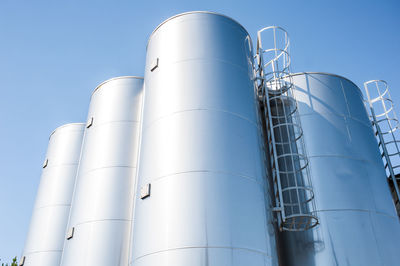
[0,0,399,263]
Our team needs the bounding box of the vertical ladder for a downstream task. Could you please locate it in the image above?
[255,26,318,231]
[364,80,400,217]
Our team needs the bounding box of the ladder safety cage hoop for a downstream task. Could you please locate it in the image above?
[364,80,400,217]
[255,26,318,231]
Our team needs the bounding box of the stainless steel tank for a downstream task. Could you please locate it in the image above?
[21,123,85,266]
[130,11,278,266]
[60,76,144,266]
[279,72,400,266]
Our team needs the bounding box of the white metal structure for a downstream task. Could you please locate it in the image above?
[20,11,400,266]
[21,123,85,266]
[255,26,318,231]
[280,73,400,266]
[130,11,278,266]
[364,80,400,215]
[60,77,144,266]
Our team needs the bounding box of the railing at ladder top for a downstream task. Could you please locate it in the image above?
[364,80,400,217]
[255,26,318,231]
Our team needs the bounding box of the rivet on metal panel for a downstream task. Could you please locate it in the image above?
[42,159,48,168]
[86,117,93,128]
[150,58,159,72]
[140,183,151,199]
[66,227,74,240]
[19,256,25,266]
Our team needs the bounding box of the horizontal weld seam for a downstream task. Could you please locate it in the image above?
[315,209,397,219]
[143,170,264,187]
[24,250,62,255]
[73,218,132,227]
[143,108,258,131]
[79,165,136,176]
[88,120,140,128]
[34,204,70,210]
[133,245,271,261]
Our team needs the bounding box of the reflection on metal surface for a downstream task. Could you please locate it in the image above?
[279,73,400,266]
[130,11,278,266]
[364,80,400,216]
[60,77,144,266]
[20,11,400,266]
[21,123,85,266]
[255,26,318,231]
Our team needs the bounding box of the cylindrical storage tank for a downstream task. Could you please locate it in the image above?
[60,76,144,266]
[21,123,85,266]
[280,72,400,266]
[130,12,278,266]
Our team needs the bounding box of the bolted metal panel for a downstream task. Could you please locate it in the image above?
[21,123,85,266]
[130,12,278,266]
[279,72,400,266]
[60,76,144,266]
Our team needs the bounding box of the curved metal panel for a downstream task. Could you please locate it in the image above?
[21,123,85,266]
[279,72,400,266]
[60,77,144,266]
[131,12,278,266]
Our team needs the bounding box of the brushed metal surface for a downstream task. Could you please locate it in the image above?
[279,72,400,266]
[60,77,144,266]
[130,12,278,266]
[21,123,85,266]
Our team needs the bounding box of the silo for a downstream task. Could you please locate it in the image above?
[21,123,85,266]
[279,72,400,265]
[130,12,278,266]
[60,76,144,266]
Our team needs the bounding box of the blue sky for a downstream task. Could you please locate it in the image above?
[0,0,399,262]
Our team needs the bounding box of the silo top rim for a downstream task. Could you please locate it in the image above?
[49,123,85,139]
[147,11,250,49]
[291,72,362,93]
[92,76,144,97]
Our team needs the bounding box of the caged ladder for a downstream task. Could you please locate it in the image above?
[364,80,400,217]
[254,26,318,231]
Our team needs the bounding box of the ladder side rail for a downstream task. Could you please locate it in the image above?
[278,85,304,219]
[256,46,287,224]
[364,81,400,209]
[379,88,400,170]
[257,26,318,230]
[371,108,400,206]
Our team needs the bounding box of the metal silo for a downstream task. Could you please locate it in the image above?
[20,123,85,266]
[279,72,400,266]
[60,76,144,266]
[130,12,278,266]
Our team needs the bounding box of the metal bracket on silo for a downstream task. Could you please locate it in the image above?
[150,58,159,72]
[42,159,48,168]
[66,227,75,240]
[86,117,94,128]
[140,183,151,199]
[19,256,25,266]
